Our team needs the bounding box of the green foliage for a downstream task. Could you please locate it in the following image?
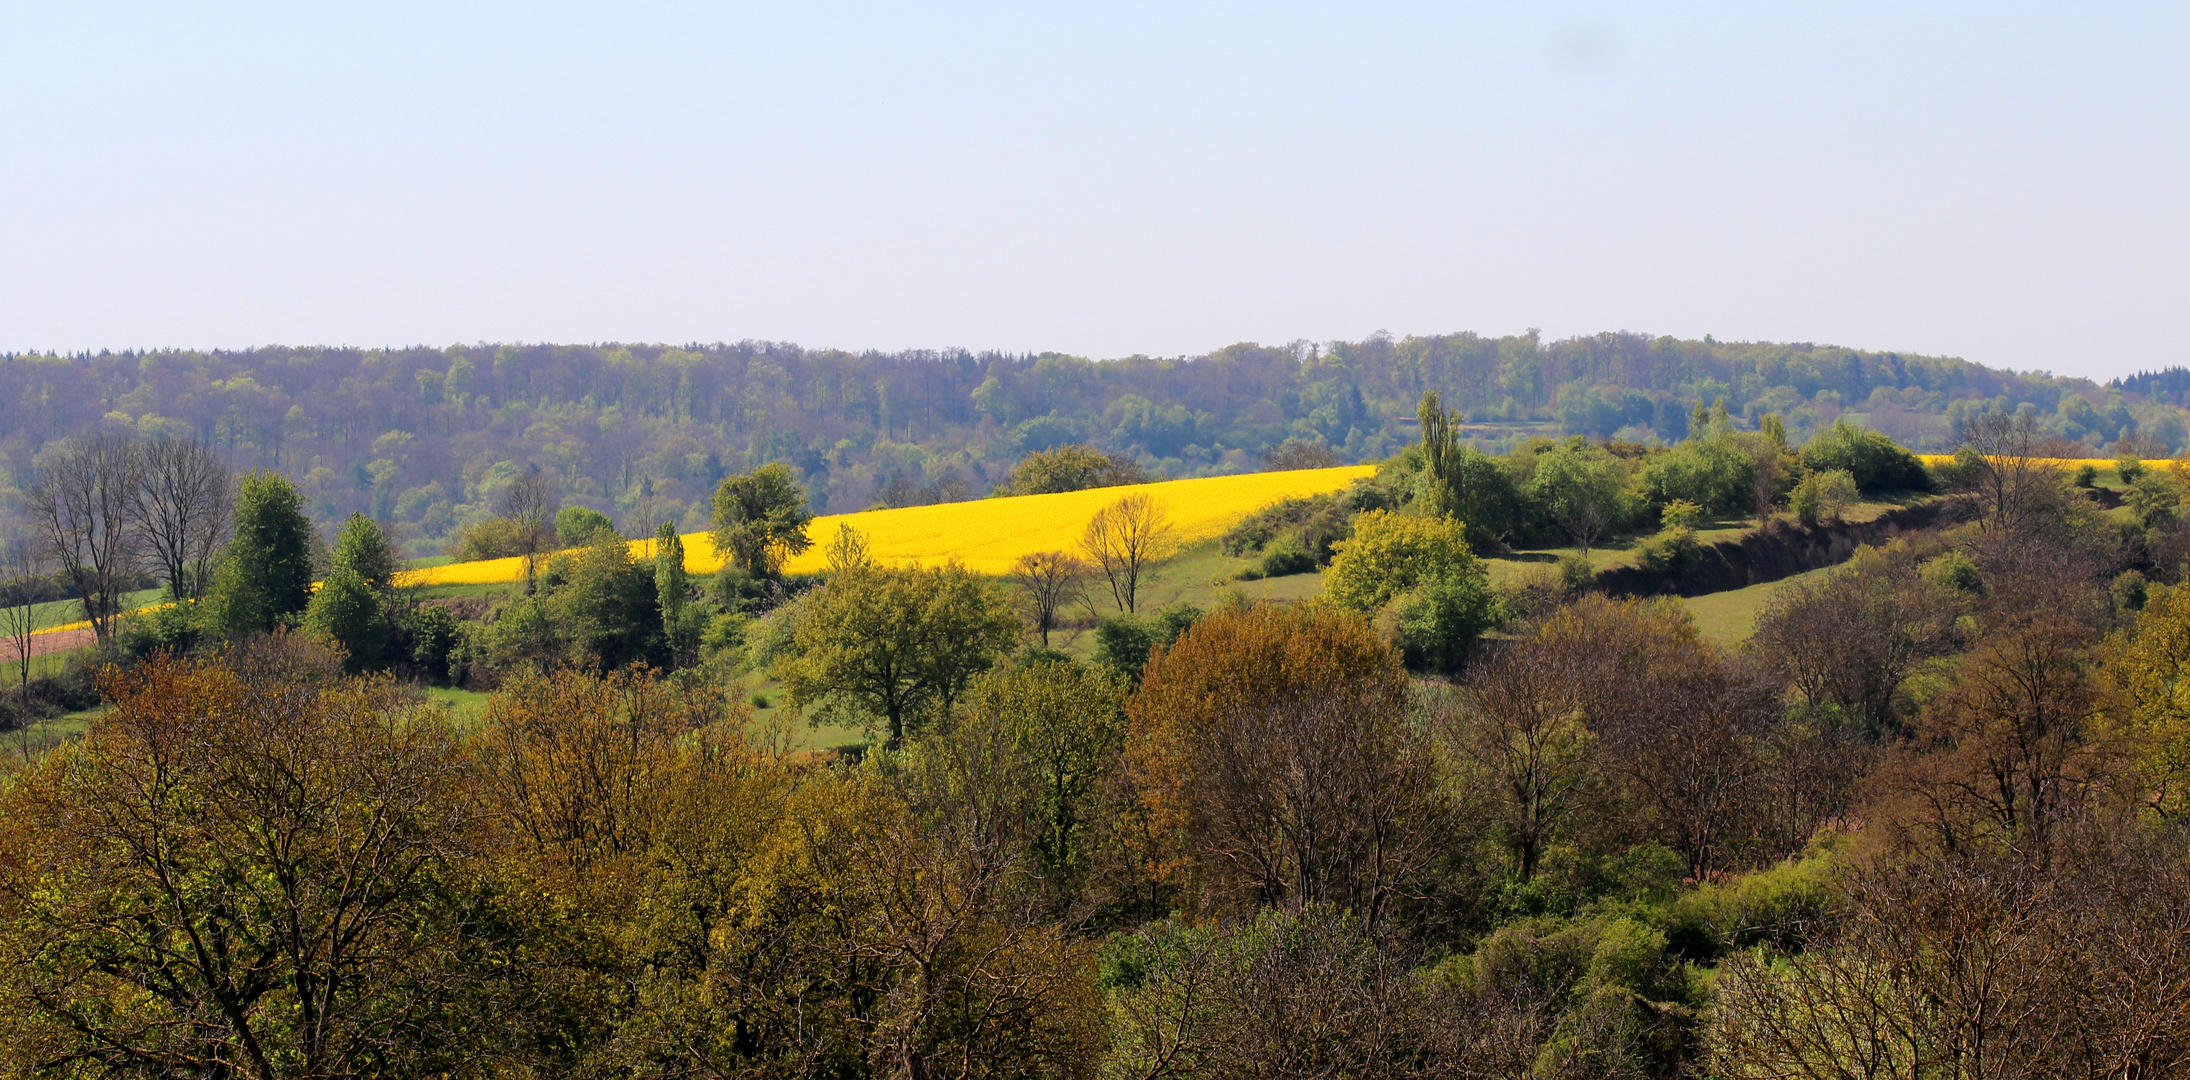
[1258,536,1316,577]
[1641,435,1753,518]
[1659,498,1704,530]
[1635,525,1702,576]
[653,524,697,666]
[710,462,814,577]
[1664,849,1844,959]
[1418,391,1525,550]
[401,604,463,684]
[539,535,663,670]
[1003,443,1148,495]
[331,512,399,591]
[305,566,389,673]
[209,469,316,638]
[2075,463,2099,488]
[1526,443,1629,552]
[2114,569,2150,612]
[1219,492,1361,564]
[556,505,617,547]
[1325,510,1483,612]
[776,561,1020,747]
[1799,419,1931,493]
[1790,467,1860,526]
[1093,604,1201,680]
[2128,470,2182,529]
[1393,569,1499,673]
[1920,550,1984,594]
[2117,454,2147,484]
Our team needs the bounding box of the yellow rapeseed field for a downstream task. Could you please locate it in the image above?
[1916,454,2172,471]
[395,465,1377,587]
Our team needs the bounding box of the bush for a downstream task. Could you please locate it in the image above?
[1659,498,1704,530]
[1325,511,1485,612]
[2117,454,2147,484]
[1799,419,1931,493]
[1393,570,1499,673]
[401,604,463,685]
[1920,550,1983,594]
[555,505,617,547]
[2075,463,2099,488]
[1094,604,1200,680]
[1665,849,1844,960]
[1634,526,1701,575]
[1790,468,1859,526]
[1640,436,1754,517]
[1259,537,1316,577]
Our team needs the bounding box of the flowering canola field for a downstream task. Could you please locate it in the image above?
[1916,454,2168,470]
[396,465,1377,587]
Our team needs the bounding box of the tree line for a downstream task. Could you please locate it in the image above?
[3,332,2179,560]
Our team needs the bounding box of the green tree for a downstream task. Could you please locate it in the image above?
[331,512,398,590]
[540,534,661,670]
[1528,443,1628,553]
[556,505,617,547]
[209,469,316,638]
[654,523,697,667]
[1325,511,1484,612]
[710,463,813,576]
[1004,443,1148,495]
[305,566,388,673]
[777,561,1020,748]
[1417,390,1522,550]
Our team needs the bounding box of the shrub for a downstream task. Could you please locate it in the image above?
[555,505,617,547]
[1920,550,1983,594]
[1394,570,1499,673]
[1259,537,1316,577]
[1790,468,1859,526]
[1634,526,1701,575]
[2074,463,2099,488]
[2117,454,2147,484]
[1659,498,1704,530]
[1799,419,1931,493]
[1325,511,1484,612]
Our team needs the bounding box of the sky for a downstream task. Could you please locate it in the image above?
[2,2,2183,379]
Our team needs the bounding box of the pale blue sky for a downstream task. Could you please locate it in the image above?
[3,2,2183,378]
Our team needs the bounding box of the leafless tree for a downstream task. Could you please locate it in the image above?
[25,432,144,645]
[1082,492,1177,614]
[2,528,49,698]
[1751,552,1962,740]
[496,466,558,594]
[1955,410,2076,534]
[129,436,232,600]
[1445,642,1606,882]
[1009,550,1089,647]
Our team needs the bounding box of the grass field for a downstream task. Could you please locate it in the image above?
[1679,566,1833,647]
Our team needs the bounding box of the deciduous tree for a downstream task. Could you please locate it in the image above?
[1082,492,1177,614]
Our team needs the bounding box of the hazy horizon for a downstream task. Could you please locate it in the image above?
[5,2,2182,380]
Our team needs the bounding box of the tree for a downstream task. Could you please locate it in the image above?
[539,534,662,671]
[1528,442,1627,553]
[1956,409,2068,534]
[1323,510,1488,613]
[26,431,143,645]
[776,561,1020,748]
[710,462,813,577]
[208,469,317,639]
[1446,637,1605,882]
[1418,390,1523,550]
[1752,547,1960,739]
[1082,492,1178,614]
[1,528,48,698]
[1125,604,1440,928]
[330,511,399,591]
[1260,439,1343,471]
[305,565,389,673]
[497,466,559,594]
[129,436,232,601]
[653,523,697,667]
[0,644,495,1077]
[1006,443,1148,495]
[1010,550,1089,647]
[555,505,616,547]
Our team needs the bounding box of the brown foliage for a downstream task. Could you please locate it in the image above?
[1123,605,1438,929]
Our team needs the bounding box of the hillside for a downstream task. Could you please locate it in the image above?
[4,334,2184,556]
[404,465,1376,585]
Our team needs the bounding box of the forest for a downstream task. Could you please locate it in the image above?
[2,332,2187,557]
[5,388,2190,1078]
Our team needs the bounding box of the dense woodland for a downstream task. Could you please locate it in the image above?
[4,334,2188,554]
[9,388,2190,1076]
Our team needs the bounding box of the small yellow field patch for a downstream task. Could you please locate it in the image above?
[395,465,1377,587]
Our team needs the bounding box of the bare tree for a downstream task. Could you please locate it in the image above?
[496,466,558,594]
[1082,492,1177,614]
[2,528,49,697]
[1446,642,1606,883]
[1751,551,1962,740]
[1955,410,2066,534]
[1010,550,1089,647]
[26,432,143,645]
[129,436,232,600]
